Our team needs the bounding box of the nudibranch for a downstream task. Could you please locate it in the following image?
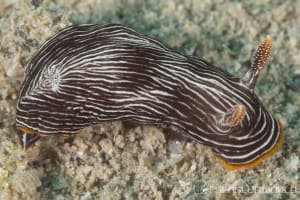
[16,24,283,170]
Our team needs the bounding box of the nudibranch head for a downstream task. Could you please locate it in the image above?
[216,120,283,170]
[16,24,283,170]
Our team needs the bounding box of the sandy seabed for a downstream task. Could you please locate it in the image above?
[0,0,299,199]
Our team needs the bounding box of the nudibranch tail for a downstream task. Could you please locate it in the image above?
[243,36,272,89]
[16,127,40,150]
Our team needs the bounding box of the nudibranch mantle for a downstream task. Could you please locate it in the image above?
[16,24,283,170]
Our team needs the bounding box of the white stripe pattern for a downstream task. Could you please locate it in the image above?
[16,24,281,166]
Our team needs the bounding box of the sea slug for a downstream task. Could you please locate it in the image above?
[15,24,283,170]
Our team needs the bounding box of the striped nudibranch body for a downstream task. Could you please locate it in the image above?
[16,24,283,170]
